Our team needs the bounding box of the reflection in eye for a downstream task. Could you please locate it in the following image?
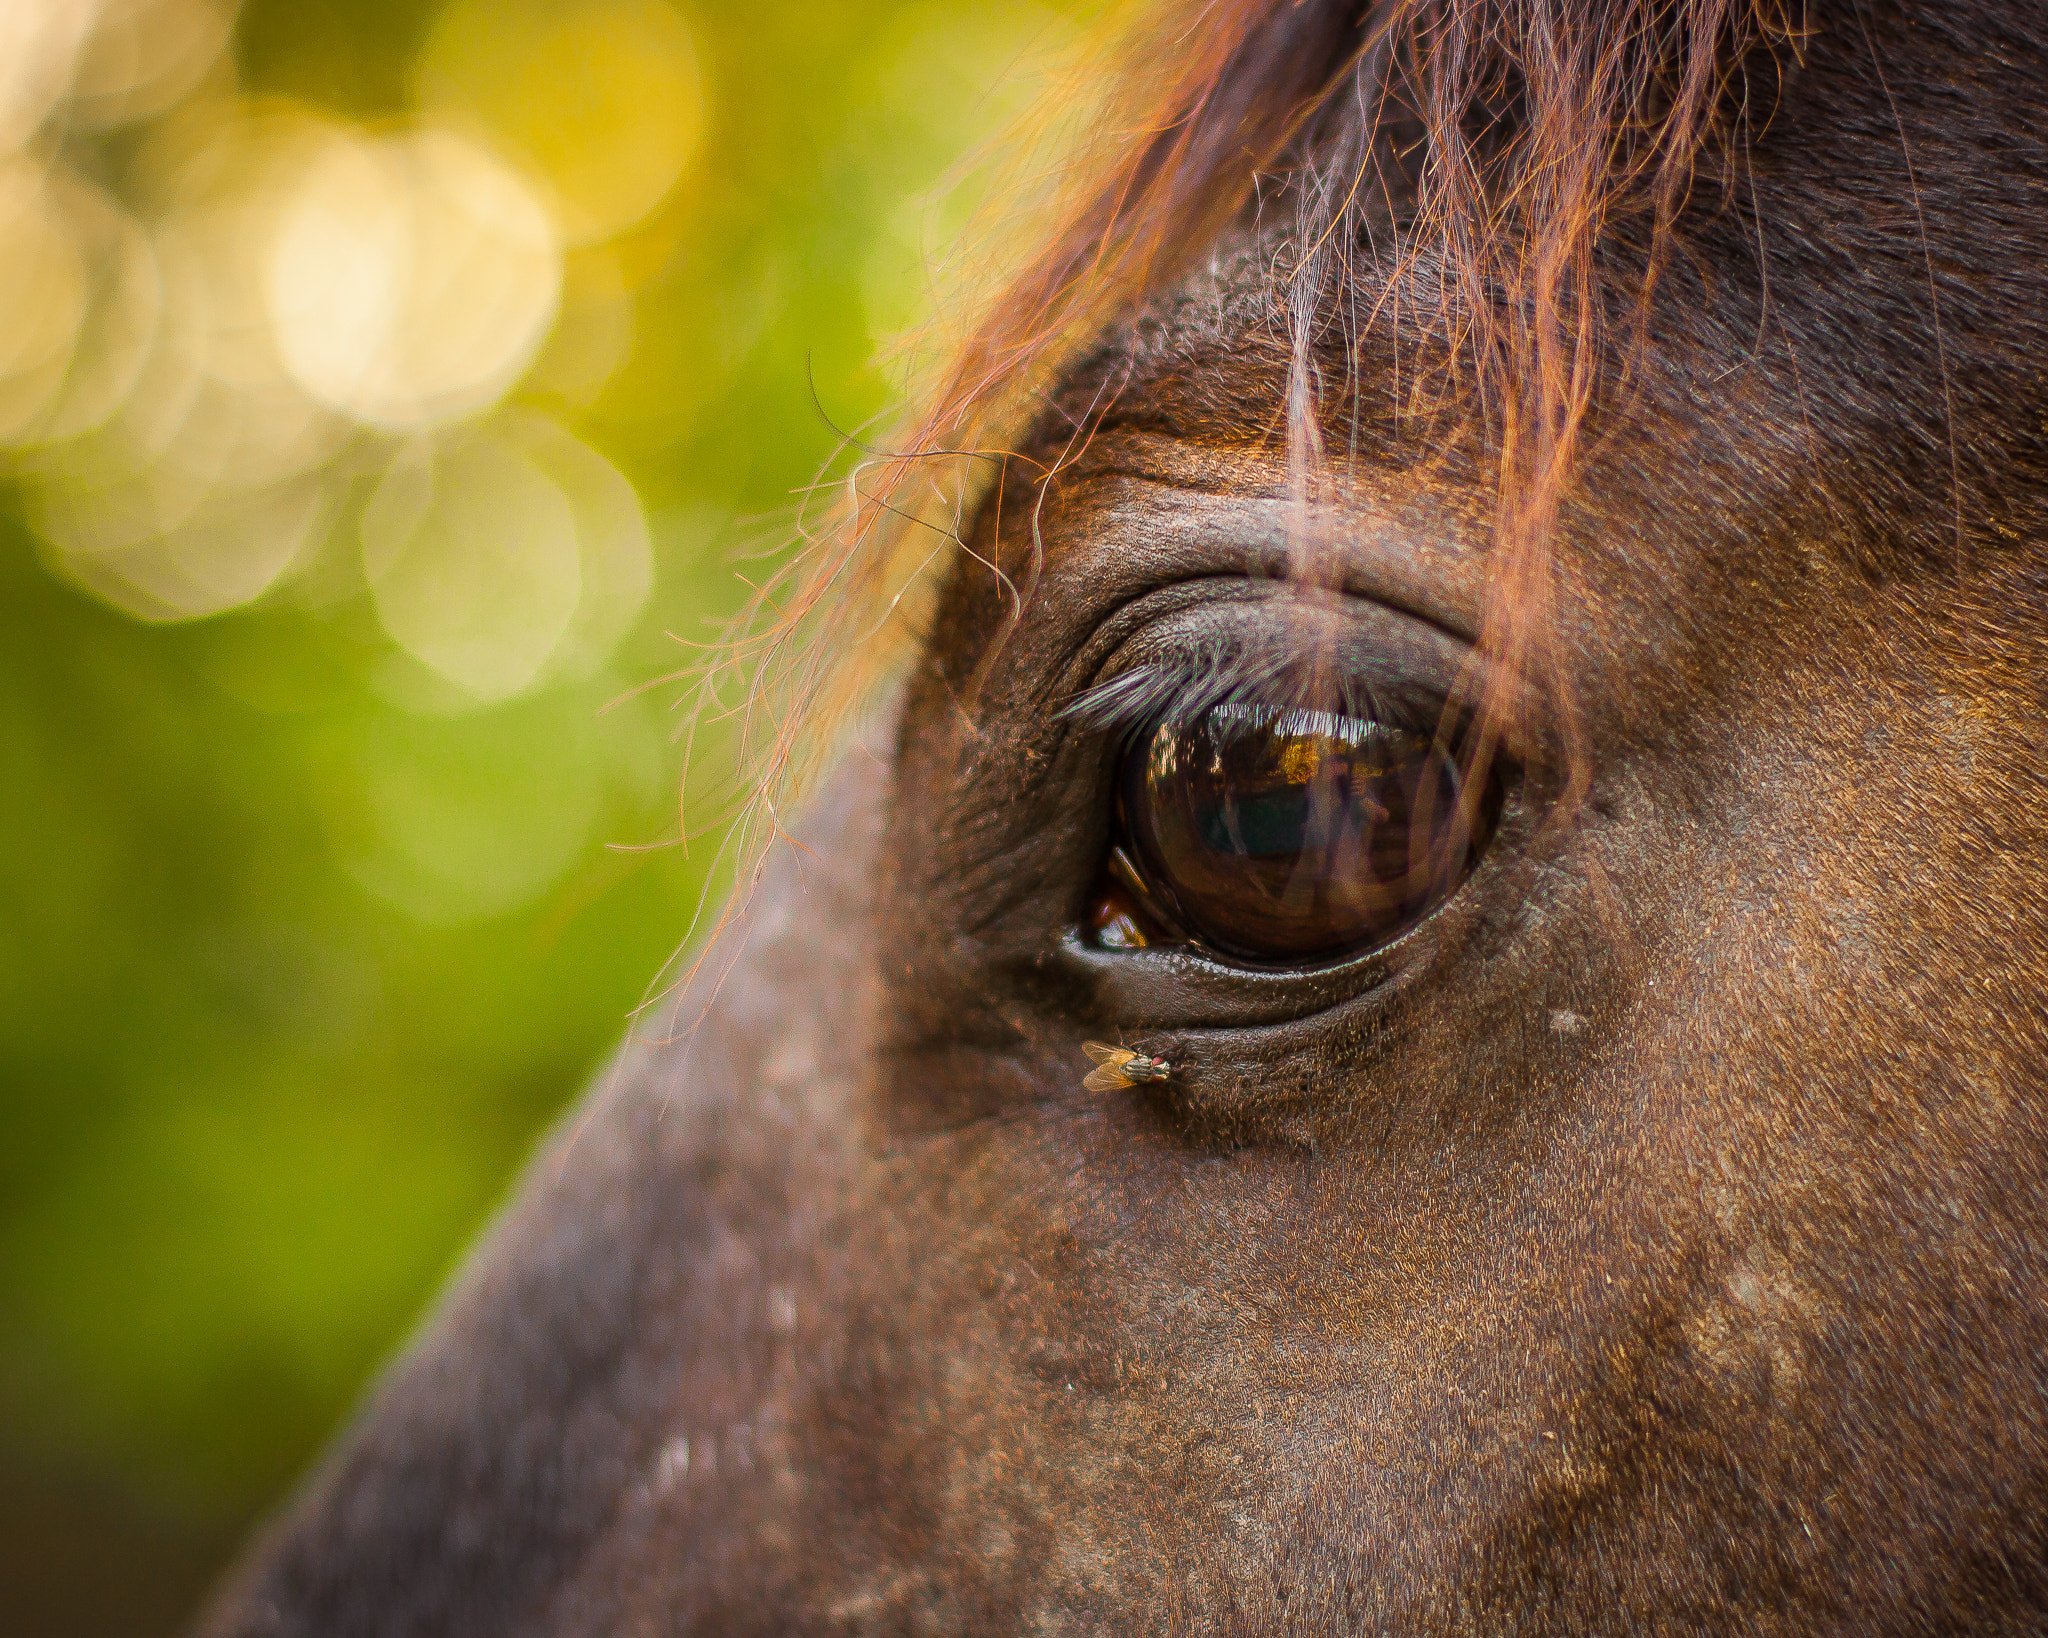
[1085,877,1153,949]
[1109,700,1492,962]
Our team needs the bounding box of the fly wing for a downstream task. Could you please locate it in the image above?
[1081,1041,1127,1066]
[1082,1063,1132,1093]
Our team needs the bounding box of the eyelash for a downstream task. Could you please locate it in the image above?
[1060,640,1419,744]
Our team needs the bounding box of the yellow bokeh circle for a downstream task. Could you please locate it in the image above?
[416,0,705,249]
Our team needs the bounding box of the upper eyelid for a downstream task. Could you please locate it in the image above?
[1059,643,1399,738]
[1055,582,1477,745]
[1026,572,1532,787]
[1021,466,1490,651]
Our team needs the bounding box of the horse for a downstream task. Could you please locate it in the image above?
[198,0,2048,1630]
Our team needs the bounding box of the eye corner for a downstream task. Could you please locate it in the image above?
[1082,842,1190,950]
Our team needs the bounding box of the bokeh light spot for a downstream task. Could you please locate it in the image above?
[0,0,99,151]
[267,126,562,430]
[132,114,357,489]
[524,245,636,407]
[35,468,332,622]
[68,0,238,130]
[19,173,164,446]
[501,410,654,680]
[20,104,362,620]
[361,424,585,702]
[0,158,91,439]
[417,0,704,247]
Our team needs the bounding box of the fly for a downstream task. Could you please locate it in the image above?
[1081,1040,1174,1093]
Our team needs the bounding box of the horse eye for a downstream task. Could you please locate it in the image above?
[1108,702,1494,963]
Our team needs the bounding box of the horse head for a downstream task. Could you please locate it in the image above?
[202,1,2048,1630]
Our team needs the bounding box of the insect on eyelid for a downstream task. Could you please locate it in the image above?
[1080,1040,1174,1093]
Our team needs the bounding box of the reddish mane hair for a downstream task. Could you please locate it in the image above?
[691,0,1798,938]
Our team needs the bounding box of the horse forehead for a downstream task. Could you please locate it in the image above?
[1035,225,1738,503]
[1038,17,2048,484]
[1022,236,1513,576]
[1039,232,1316,447]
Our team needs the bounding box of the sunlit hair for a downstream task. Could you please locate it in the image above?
[670,0,1800,987]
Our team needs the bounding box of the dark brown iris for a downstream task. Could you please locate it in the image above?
[1112,702,1486,962]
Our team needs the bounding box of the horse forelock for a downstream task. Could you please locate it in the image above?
[692,0,1802,884]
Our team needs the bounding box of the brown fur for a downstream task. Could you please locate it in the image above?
[199,1,2048,1632]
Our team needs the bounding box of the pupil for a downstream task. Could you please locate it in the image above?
[1120,701,1478,961]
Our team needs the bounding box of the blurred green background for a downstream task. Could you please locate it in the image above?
[0,1,1094,1631]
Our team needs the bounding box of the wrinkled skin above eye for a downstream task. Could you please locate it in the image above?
[1117,702,1488,962]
